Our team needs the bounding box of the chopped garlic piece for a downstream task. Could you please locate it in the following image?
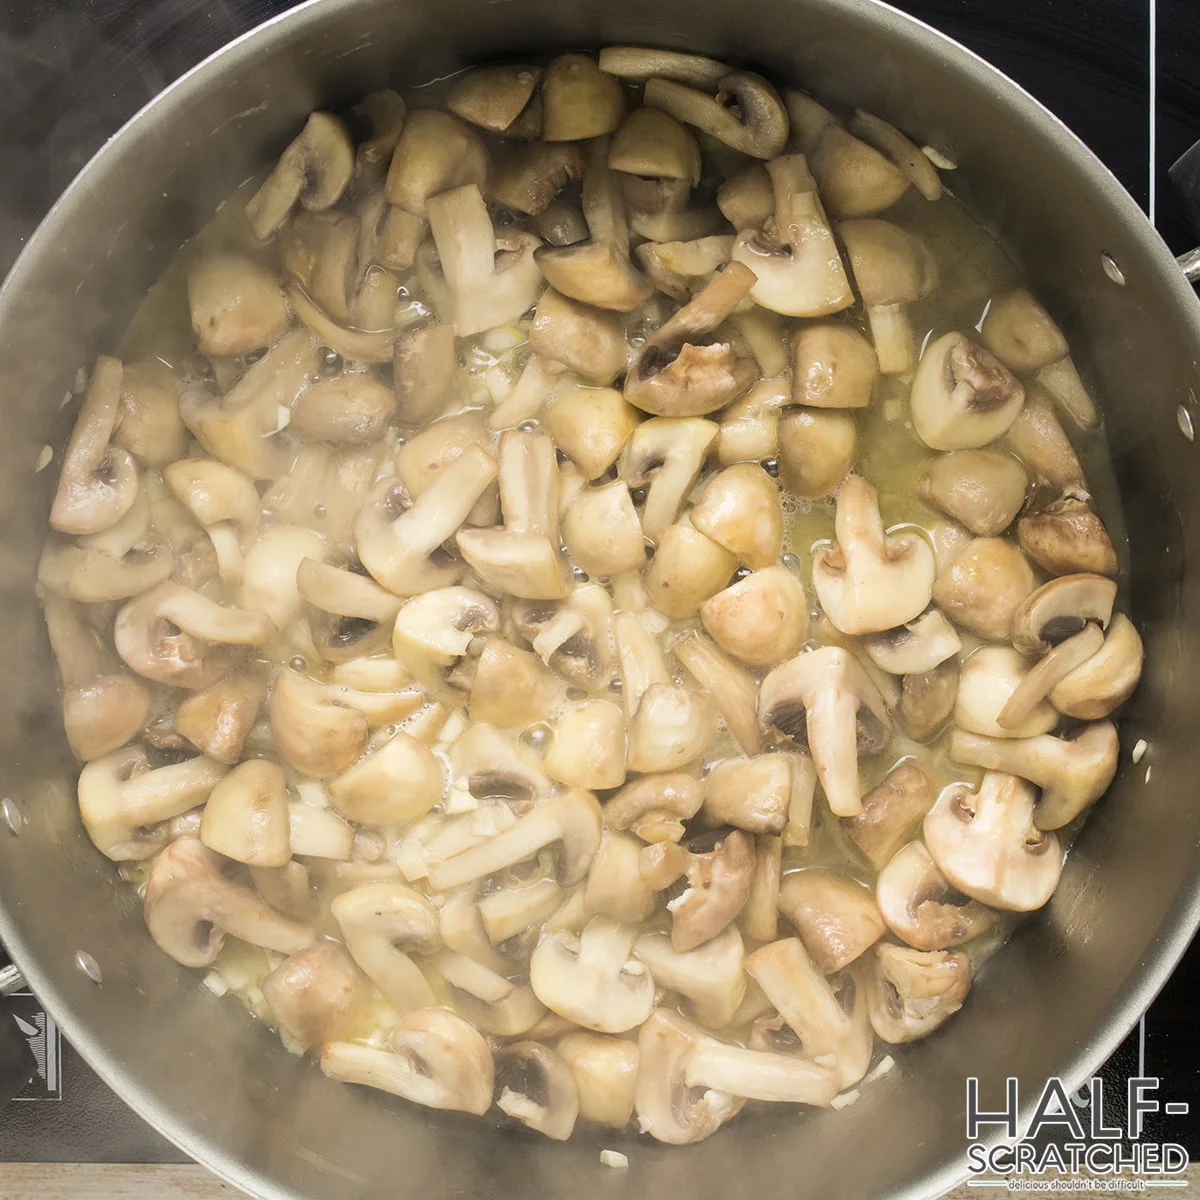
[202,971,229,997]
[831,1088,860,1110]
[445,782,479,814]
[922,145,957,170]
[1132,738,1148,764]
[865,1054,896,1083]
[600,1150,629,1169]
[34,445,53,472]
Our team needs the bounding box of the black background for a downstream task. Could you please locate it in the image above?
[0,0,1197,1167]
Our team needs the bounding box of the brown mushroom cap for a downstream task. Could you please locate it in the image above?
[1017,495,1119,578]
[447,65,542,132]
[875,841,995,951]
[777,870,885,973]
[841,759,934,870]
[932,536,1037,641]
[922,450,1029,538]
[669,829,756,951]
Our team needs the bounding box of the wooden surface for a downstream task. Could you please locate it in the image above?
[2,1162,1199,1198]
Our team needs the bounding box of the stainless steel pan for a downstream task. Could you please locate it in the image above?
[2,0,1199,1195]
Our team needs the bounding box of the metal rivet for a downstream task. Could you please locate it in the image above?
[518,420,539,433]
[1101,253,1126,286]
[1,797,23,836]
[74,951,102,985]
[1177,404,1194,442]
[781,552,801,573]
[288,655,307,672]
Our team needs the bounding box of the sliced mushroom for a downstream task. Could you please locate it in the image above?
[980,289,1069,373]
[328,731,443,826]
[634,925,745,1028]
[742,833,783,942]
[494,1042,579,1140]
[557,1032,639,1129]
[78,746,227,861]
[245,111,354,239]
[932,537,1037,641]
[1006,392,1085,492]
[50,357,138,536]
[562,480,647,580]
[376,204,426,271]
[447,64,541,133]
[848,109,944,201]
[922,450,1028,537]
[1010,574,1118,657]
[901,660,961,742]
[187,253,287,358]
[955,646,1059,739]
[321,1009,493,1114]
[298,558,402,664]
[451,722,553,810]
[527,288,627,385]
[637,235,733,304]
[394,410,497,523]
[1049,612,1143,719]
[261,941,369,1051]
[716,163,773,229]
[331,880,440,1014]
[468,637,566,728]
[428,790,602,891]
[839,219,937,374]
[356,448,498,595]
[792,323,878,409]
[910,333,1026,451]
[385,109,489,216]
[112,361,188,468]
[876,841,995,951]
[144,837,313,966]
[759,647,891,818]
[489,141,586,217]
[598,46,728,86]
[864,610,960,677]
[731,155,852,317]
[391,324,457,428]
[267,669,368,778]
[777,870,884,973]
[624,263,759,417]
[1036,356,1099,430]
[390,585,499,699]
[689,463,783,569]
[673,629,762,756]
[809,124,909,219]
[290,373,394,445]
[544,699,628,790]
[545,386,640,481]
[620,416,718,542]
[198,758,290,868]
[424,184,543,337]
[542,54,624,141]
[841,759,934,871]
[628,683,717,775]
[279,209,358,321]
[1017,494,1119,578]
[634,1009,745,1144]
[813,475,935,635]
[924,773,1062,910]
[669,829,756,951]
[699,564,808,669]
[643,523,736,619]
[703,755,796,835]
[777,407,858,500]
[644,71,787,158]
[584,831,658,924]
[865,943,970,1043]
[514,584,615,692]
[949,720,1120,830]
[603,773,705,844]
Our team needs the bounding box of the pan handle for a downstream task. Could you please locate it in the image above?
[0,963,36,1107]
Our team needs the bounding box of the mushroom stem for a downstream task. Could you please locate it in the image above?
[684,1038,839,1106]
[996,623,1105,729]
[650,262,757,349]
[865,302,914,375]
[672,629,762,756]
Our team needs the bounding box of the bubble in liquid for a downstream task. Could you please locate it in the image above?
[761,458,780,477]
[289,655,307,672]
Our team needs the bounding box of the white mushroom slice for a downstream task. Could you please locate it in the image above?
[527,288,627,386]
[428,791,602,891]
[864,610,961,677]
[321,1009,493,1114]
[924,773,1062,911]
[331,881,440,1015]
[562,481,647,579]
[545,388,639,481]
[385,109,489,216]
[684,1027,839,1106]
[78,747,228,861]
[42,595,151,762]
[50,356,139,537]
[267,670,368,778]
[995,624,1105,729]
[457,529,569,600]
[732,155,852,317]
[112,360,188,468]
[187,253,288,358]
[1006,393,1085,492]
[1049,613,1143,719]
[447,65,541,133]
[557,1032,639,1130]
[199,759,290,868]
[356,448,498,596]
[468,638,566,728]
[585,832,657,924]
[848,109,944,202]
[544,700,628,791]
[949,720,1119,831]
[288,802,354,861]
[716,376,789,467]
[163,458,260,579]
[639,841,691,891]
[439,886,508,974]
[810,125,909,219]
[840,760,934,871]
[620,416,718,542]
[633,926,745,1029]
[495,1042,580,1141]
[689,463,783,569]
[670,829,756,952]
[876,841,995,951]
[298,559,402,663]
[979,289,1069,373]
[245,111,354,239]
[955,646,1059,739]
[635,1009,745,1144]
[262,942,370,1051]
[742,833,783,942]
[643,524,736,619]
[782,755,818,849]
[778,407,857,500]
[759,647,891,818]
[1017,494,1118,579]
[777,870,885,973]
[703,755,795,835]
[866,943,971,1043]
[424,184,543,338]
[699,564,808,669]
[603,773,705,844]
[1010,574,1118,658]
[489,141,586,216]
[717,163,773,229]
[624,263,759,418]
[813,475,935,635]
[628,684,717,774]
[37,530,174,605]
[598,46,729,87]
[644,71,787,158]
[478,878,564,945]
[1036,355,1099,430]
[391,586,499,698]
[612,610,669,716]
[673,629,762,756]
[392,324,457,429]
[451,722,553,809]
[542,54,624,141]
[744,938,872,1089]
[327,732,443,825]
[932,537,1037,641]
[791,323,878,409]
[430,949,515,1005]
[921,449,1029,538]
[636,235,733,305]
[531,915,654,1032]
[910,332,1026,451]
[144,838,313,967]
[513,585,615,692]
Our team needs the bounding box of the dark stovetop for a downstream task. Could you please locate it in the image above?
[1,0,1199,1168]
